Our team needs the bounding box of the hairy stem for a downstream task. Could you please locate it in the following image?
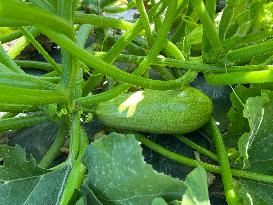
[39,126,67,169]
[136,134,273,184]
[175,135,218,161]
[209,118,239,205]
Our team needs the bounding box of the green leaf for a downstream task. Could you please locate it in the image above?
[82,183,103,205]
[75,196,88,205]
[0,145,71,204]
[151,198,168,205]
[225,84,273,147]
[239,180,273,205]
[82,132,186,205]
[238,90,273,174]
[0,144,47,180]
[181,166,210,205]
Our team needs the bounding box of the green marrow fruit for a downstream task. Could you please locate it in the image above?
[95,87,213,134]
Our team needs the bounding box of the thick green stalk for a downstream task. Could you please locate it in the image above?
[39,126,67,169]
[0,30,23,44]
[76,85,127,106]
[59,22,90,205]
[43,71,59,77]
[0,72,57,90]
[209,118,239,205]
[81,1,166,94]
[205,0,216,18]
[0,85,66,105]
[206,70,273,85]
[7,27,40,60]
[0,43,24,74]
[136,135,273,184]
[74,13,135,31]
[75,24,93,97]
[92,52,223,72]
[0,113,49,132]
[0,0,72,36]
[171,0,192,43]
[79,128,89,156]
[15,60,56,72]
[223,30,273,51]
[164,40,185,61]
[39,76,60,84]
[20,27,61,74]
[227,39,273,64]
[92,52,273,73]
[219,6,234,42]
[74,0,179,105]
[175,135,218,161]
[38,27,185,90]
[0,104,37,113]
[82,0,184,92]
[0,18,29,27]
[57,0,74,23]
[0,62,14,73]
[59,159,86,205]
[76,24,93,48]
[131,0,178,75]
[66,25,92,164]
[202,0,216,60]
[56,2,84,204]
[57,0,76,97]
[190,0,221,50]
[136,0,153,46]
[59,128,88,205]
[151,0,163,32]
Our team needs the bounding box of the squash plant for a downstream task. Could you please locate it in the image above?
[1,0,273,204]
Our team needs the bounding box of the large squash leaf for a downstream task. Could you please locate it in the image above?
[0,145,70,205]
[82,132,187,205]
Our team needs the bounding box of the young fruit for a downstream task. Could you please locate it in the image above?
[95,87,213,134]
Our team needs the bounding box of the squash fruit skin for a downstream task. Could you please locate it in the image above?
[95,87,213,134]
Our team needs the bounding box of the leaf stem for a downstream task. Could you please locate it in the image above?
[38,26,186,90]
[0,43,24,74]
[93,52,273,73]
[0,113,49,132]
[175,135,218,162]
[7,26,40,60]
[227,39,273,64]
[20,27,61,74]
[74,13,136,32]
[0,0,72,36]
[59,159,86,205]
[190,0,221,50]
[0,84,66,105]
[0,30,23,44]
[209,118,239,205]
[39,126,67,169]
[136,0,153,46]
[136,135,273,184]
[81,1,166,94]
[15,60,57,72]
[206,70,273,85]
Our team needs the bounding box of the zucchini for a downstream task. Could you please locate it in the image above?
[95,87,213,134]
